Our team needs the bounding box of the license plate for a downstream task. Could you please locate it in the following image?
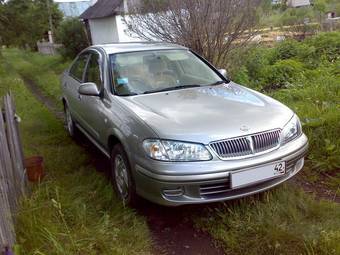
[231,162,286,189]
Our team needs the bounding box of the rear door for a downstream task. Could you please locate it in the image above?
[65,52,90,125]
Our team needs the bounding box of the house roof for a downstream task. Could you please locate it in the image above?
[79,0,123,20]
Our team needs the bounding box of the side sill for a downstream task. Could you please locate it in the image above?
[75,123,110,158]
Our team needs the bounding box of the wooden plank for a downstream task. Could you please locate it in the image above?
[0,106,17,212]
[4,94,26,198]
[0,94,25,251]
[9,92,25,166]
[0,105,16,252]
[0,161,16,252]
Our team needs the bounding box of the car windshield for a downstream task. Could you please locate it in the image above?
[109,49,225,96]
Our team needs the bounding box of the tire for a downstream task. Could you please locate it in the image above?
[64,104,77,137]
[110,144,138,206]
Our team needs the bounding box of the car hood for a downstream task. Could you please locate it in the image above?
[117,83,293,144]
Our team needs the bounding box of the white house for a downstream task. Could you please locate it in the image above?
[287,0,311,8]
[79,0,141,44]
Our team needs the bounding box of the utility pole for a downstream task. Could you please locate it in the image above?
[46,0,54,43]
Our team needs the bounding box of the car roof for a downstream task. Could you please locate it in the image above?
[92,42,188,55]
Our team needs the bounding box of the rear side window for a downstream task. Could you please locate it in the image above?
[84,53,102,89]
[70,54,89,81]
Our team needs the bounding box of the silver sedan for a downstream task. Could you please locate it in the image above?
[61,42,308,206]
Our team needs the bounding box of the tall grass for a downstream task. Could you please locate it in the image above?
[195,186,340,255]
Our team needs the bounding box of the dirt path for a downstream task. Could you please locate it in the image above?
[21,76,64,120]
[16,70,225,255]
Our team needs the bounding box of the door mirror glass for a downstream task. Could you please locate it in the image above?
[78,82,100,96]
[218,69,227,77]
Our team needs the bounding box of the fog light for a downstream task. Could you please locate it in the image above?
[162,187,184,197]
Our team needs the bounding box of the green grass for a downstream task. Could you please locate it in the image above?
[195,186,340,255]
[0,52,152,255]
[2,48,70,108]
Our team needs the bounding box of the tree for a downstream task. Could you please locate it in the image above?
[123,0,262,67]
[56,18,89,59]
[0,0,62,48]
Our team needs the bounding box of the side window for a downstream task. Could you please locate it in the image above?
[70,54,89,81]
[84,53,102,89]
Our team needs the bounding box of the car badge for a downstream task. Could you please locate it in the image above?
[240,125,249,132]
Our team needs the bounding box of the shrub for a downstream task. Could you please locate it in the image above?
[56,18,89,60]
[305,32,340,62]
[273,39,301,60]
[244,47,274,81]
[232,66,250,85]
[262,59,304,90]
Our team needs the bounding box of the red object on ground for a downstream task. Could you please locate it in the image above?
[24,156,45,182]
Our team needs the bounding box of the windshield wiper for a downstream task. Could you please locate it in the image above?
[208,80,227,86]
[143,84,201,94]
[118,92,138,96]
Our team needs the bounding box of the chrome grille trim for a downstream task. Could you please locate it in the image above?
[209,129,281,160]
[199,182,230,197]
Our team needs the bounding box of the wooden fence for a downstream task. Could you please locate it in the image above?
[36,41,62,55]
[0,93,26,254]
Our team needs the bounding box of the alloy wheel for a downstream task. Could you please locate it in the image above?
[114,154,129,200]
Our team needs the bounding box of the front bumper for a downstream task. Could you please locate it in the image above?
[134,134,308,206]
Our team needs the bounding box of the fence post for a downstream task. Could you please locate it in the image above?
[0,93,26,253]
[0,106,16,253]
[4,94,26,198]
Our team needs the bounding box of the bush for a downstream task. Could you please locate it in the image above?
[56,18,89,59]
[232,66,250,85]
[305,32,340,62]
[243,47,274,82]
[262,59,304,90]
[273,39,300,60]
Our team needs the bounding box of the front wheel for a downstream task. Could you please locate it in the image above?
[110,144,138,206]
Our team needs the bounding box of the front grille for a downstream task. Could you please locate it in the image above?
[210,129,281,159]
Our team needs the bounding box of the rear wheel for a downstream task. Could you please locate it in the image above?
[110,144,138,206]
[64,104,77,137]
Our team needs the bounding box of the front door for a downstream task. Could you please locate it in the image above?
[78,51,106,141]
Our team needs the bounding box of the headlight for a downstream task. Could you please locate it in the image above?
[281,115,302,145]
[143,139,212,161]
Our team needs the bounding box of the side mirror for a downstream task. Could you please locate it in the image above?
[78,82,100,97]
[218,69,227,77]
